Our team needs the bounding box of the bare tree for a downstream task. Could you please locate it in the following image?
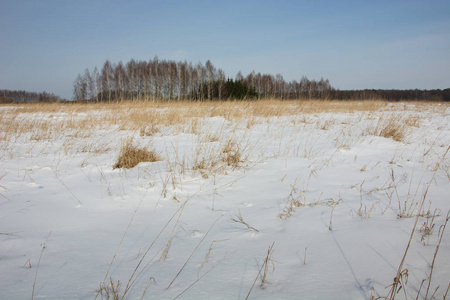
[126,59,136,101]
[255,73,262,99]
[114,61,126,101]
[197,63,206,101]
[92,67,100,102]
[153,56,159,100]
[73,74,83,101]
[300,76,309,99]
[245,71,255,94]
[236,71,244,82]
[206,60,215,100]
[147,59,155,101]
[159,60,169,101]
[82,68,91,101]
[275,73,284,100]
[168,61,177,100]
[217,69,226,100]
[101,60,113,102]
[188,62,196,101]
[262,74,274,99]
[78,57,336,102]
[292,80,300,99]
[177,61,187,101]
[138,61,148,100]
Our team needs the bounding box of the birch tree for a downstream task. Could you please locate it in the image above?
[73,74,82,101]
[101,60,113,102]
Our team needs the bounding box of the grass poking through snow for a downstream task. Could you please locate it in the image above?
[114,138,161,169]
[0,100,449,299]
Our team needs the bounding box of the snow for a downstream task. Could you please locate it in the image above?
[1,102,449,299]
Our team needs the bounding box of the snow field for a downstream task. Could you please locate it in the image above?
[0,101,449,299]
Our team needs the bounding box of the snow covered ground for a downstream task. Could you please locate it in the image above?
[1,101,449,299]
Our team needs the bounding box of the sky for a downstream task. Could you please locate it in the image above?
[1,0,450,100]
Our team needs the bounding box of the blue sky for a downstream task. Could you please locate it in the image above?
[1,0,450,99]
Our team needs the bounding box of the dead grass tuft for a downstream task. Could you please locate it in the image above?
[221,139,242,168]
[405,115,421,127]
[98,278,121,300]
[113,138,160,169]
[378,117,406,142]
[367,114,407,142]
[139,123,159,137]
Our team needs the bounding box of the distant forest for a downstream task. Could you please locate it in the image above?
[72,58,450,102]
[0,90,62,103]
[1,57,449,103]
[73,58,334,102]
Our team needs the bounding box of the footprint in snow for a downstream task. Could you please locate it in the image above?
[26,182,43,189]
[191,230,204,238]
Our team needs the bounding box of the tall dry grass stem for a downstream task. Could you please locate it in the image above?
[167,214,223,289]
[201,239,229,268]
[160,203,186,261]
[443,284,450,299]
[424,210,450,299]
[31,231,51,300]
[174,252,230,300]
[140,277,156,300]
[328,199,341,231]
[278,179,301,219]
[55,175,83,205]
[387,146,449,299]
[231,210,259,232]
[100,192,148,290]
[120,201,188,299]
[246,242,276,300]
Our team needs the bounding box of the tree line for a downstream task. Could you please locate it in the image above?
[2,57,448,103]
[73,57,450,102]
[331,88,450,102]
[0,89,62,103]
[73,57,334,102]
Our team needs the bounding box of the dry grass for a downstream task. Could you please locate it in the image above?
[32,232,51,300]
[160,204,186,261]
[384,148,449,299]
[368,114,407,142]
[1,99,448,299]
[379,120,405,142]
[278,176,338,220]
[419,209,439,245]
[201,239,228,268]
[385,210,450,300]
[98,278,121,300]
[231,210,259,232]
[278,180,302,220]
[221,139,242,168]
[1,100,446,144]
[113,138,160,169]
[167,215,222,289]
[385,145,449,219]
[192,136,247,178]
[246,242,276,300]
